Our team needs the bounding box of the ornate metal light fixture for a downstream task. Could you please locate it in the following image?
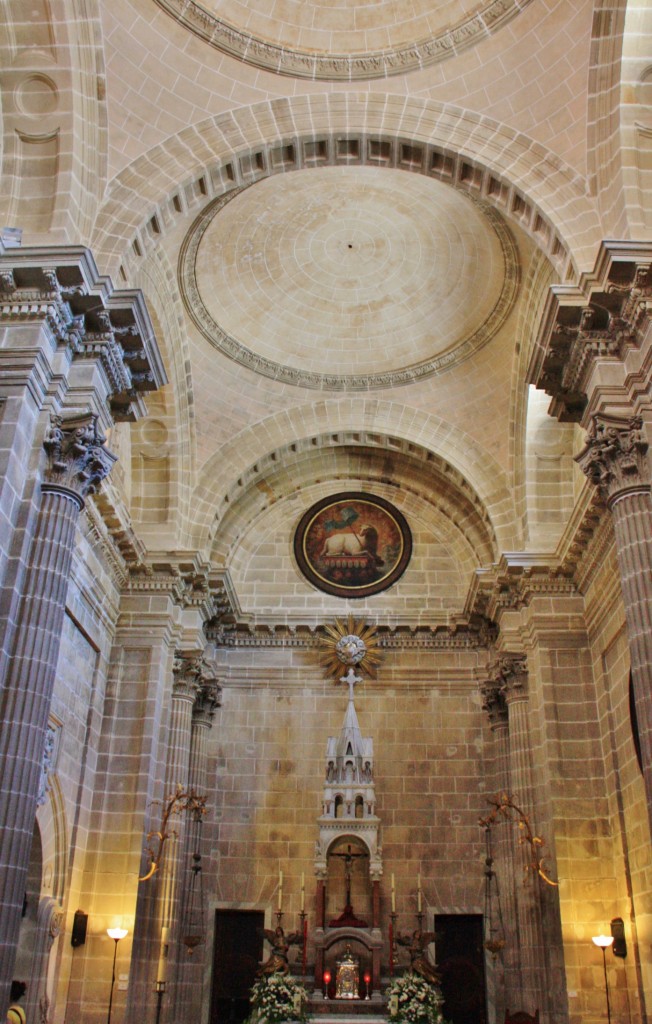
[482,824,506,958]
[139,787,207,882]
[180,802,206,954]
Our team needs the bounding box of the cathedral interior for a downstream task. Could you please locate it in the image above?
[1,1,652,1023]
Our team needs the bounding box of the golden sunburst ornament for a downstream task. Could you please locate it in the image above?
[320,616,382,678]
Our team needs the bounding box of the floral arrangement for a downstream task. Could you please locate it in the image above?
[245,972,309,1024]
[386,971,449,1024]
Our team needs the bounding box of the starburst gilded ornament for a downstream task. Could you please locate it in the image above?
[320,616,382,678]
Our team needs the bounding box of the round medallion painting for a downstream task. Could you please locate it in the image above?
[294,492,412,599]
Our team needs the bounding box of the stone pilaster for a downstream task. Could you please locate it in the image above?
[481,680,517,1024]
[0,411,115,1007]
[576,412,652,832]
[498,655,547,1021]
[154,651,201,1017]
[175,667,222,1023]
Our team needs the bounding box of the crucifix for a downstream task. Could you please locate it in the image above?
[331,844,369,909]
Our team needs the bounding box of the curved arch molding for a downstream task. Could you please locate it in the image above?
[152,0,535,81]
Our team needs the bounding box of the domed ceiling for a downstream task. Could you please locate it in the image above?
[180,166,518,390]
[153,0,534,79]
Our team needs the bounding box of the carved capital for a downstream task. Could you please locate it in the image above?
[43,411,116,506]
[172,652,203,701]
[488,653,528,702]
[575,413,650,506]
[193,681,222,726]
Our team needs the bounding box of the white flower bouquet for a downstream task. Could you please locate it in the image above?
[386,971,449,1024]
[245,972,309,1024]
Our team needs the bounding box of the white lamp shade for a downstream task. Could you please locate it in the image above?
[592,934,614,949]
[107,928,128,941]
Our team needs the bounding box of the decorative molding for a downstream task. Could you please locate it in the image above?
[153,0,533,81]
[0,243,166,421]
[528,243,652,422]
[467,558,578,621]
[206,621,495,651]
[180,183,519,390]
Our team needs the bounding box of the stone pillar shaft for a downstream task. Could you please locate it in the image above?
[0,411,115,1010]
[576,413,652,832]
[503,685,546,1020]
[492,714,519,1020]
[0,489,79,992]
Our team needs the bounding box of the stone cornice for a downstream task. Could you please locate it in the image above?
[125,556,237,623]
[466,555,577,621]
[206,621,496,651]
[527,241,652,422]
[0,243,166,421]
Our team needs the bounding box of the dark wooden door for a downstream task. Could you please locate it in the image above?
[434,914,486,1024]
[209,910,265,1024]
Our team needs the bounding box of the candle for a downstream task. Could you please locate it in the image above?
[300,872,305,911]
[391,873,396,912]
[417,873,422,912]
[278,869,283,910]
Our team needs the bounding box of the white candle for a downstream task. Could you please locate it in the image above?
[391,873,396,912]
[278,869,283,910]
[417,874,422,913]
[300,872,305,911]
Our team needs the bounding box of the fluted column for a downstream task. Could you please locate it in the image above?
[0,411,115,1007]
[481,681,518,1023]
[576,412,652,831]
[499,655,547,1021]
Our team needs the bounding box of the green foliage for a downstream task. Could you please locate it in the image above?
[245,972,309,1024]
[386,970,449,1024]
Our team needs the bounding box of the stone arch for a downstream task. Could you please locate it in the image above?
[89,94,601,280]
[185,400,516,555]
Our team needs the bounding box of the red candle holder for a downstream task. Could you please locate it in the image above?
[323,970,331,1000]
[363,972,371,1000]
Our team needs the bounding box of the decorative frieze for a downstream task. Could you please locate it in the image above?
[207,621,495,651]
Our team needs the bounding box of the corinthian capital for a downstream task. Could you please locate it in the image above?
[575,413,650,506]
[172,652,202,700]
[43,411,116,506]
[489,652,528,702]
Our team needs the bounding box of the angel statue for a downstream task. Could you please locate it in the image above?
[396,928,441,986]
[257,925,303,977]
